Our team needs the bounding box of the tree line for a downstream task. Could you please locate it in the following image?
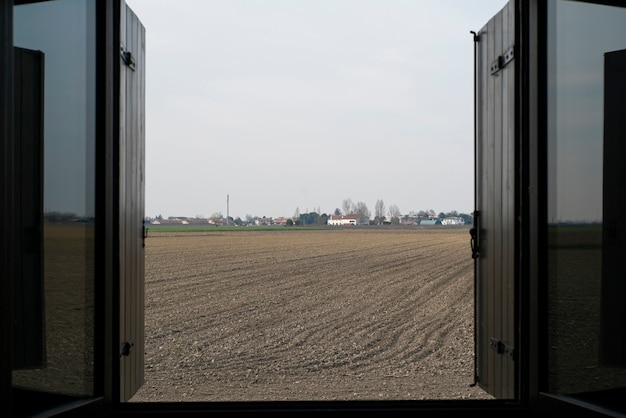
[149,198,473,226]
[291,198,472,226]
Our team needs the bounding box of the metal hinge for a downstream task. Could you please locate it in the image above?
[120,46,136,71]
[490,338,515,360]
[490,45,514,75]
[120,340,135,357]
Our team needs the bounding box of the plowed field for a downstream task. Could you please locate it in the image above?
[130,227,492,402]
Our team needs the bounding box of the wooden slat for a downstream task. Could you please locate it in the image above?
[13,47,45,371]
[136,6,146,391]
[601,49,626,367]
[118,0,128,399]
[476,7,490,391]
[485,12,497,394]
[475,0,516,399]
[505,1,516,398]
[493,7,504,397]
[119,0,145,402]
[499,6,509,397]
[0,2,13,408]
[500,4,510,397]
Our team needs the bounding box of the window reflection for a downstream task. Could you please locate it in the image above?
[12,0,96,397]
[547,0,626,396]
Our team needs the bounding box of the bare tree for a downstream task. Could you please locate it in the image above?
[342,198,353,215]
[388,204,401,224]
[354,201,370,224]
[210,212,223,225]
[374,199,386,225]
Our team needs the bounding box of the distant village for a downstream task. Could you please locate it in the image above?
[41,207,472,227]
[146,209,473,227]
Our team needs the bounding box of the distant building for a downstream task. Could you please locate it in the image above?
[327,214,366,226]
[441,217,465,225]
[273,217,290,226]
[254,217,272,226]
[420,219,442,226]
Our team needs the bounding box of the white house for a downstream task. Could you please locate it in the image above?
[441,217,465,225]
[327,214,365,226]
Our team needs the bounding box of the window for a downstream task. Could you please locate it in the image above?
[127,0,505,405]
[12,0,97,399]
[545,0,626,408]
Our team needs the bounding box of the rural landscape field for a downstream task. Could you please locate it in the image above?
[131,227,492,402]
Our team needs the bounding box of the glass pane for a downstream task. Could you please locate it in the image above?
[12,0,96,397]
[547,0,626,396]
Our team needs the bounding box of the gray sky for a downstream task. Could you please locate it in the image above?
[548,1,626,223]
[125,0,508,220]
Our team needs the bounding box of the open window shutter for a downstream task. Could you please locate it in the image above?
[13,47,45,371]
[601,49,626,367]
[119,1,146,402]
[474,1,516,399]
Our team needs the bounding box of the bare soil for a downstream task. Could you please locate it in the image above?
[130,227,492,402]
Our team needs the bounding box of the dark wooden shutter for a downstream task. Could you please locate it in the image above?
[13,47,45,370]
[601,48,626,367]
[474,1,516,399]
[119,1,145,402]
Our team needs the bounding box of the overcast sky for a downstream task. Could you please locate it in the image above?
[125,0,508,220]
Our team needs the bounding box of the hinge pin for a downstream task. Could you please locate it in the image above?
[120,341,134,357]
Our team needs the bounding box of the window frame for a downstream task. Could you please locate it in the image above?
[3,0,626,416]
[0,0,15,409]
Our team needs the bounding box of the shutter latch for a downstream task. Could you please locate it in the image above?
[120,46,136,71]
[490,45,514,75]
[470,210,480,259]
[490,338,515,360]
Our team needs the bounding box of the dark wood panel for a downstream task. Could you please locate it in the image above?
[13,47,45,371]
[493,7,504,396]
[475,6,490,393]
[118,0,128,400]
[475,0,516,399]
[498,2,516,398]
[119,0,145,402]
[601,48,626,367]
[482,7,497,394]
[0,2,13,407]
